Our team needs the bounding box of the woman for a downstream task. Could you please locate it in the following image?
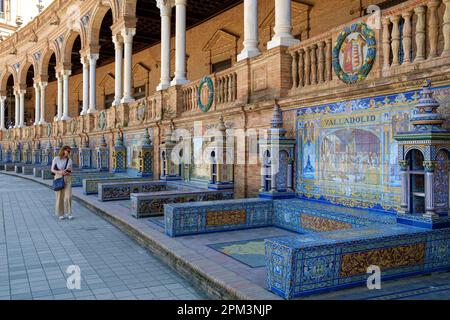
[51,145,74,220]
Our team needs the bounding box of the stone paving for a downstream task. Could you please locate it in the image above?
[1,172,449,300]
[0,174,207,300]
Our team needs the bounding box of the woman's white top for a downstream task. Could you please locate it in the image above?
[52,156,73,171]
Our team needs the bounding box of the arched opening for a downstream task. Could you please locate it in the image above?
[405,149,425,215]
[45,52,57,120]
[67,34,82,114]
[98,9,114,67]
[5,75,14,128]
[25,65,35,125]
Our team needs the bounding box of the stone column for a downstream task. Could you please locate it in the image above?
[80,56,89,115]
[121,29,136,103]
[267,0,300,49]
[291,51,298,88]
[88,54,99,113]
[424,161,437,217]
[298,49,304,86]
[14,91,19,128]
[317,41,325,83]
[310,45,317,84]
[443,0,450,56]
[0,96,6,130]
[34,83,41,125]
[402,11,413,64]
[382,17,391,69]
[56,72,63,120]
[304,47,311,86]
[427,0,440,59]
[399,160,409,214]
[414,6,426,62]
[157,0,173,90]
[112,34,124,104]
[171,0,188,85]
[19,90,25,128]
[39,82,47,125]
[62,70,71,121]
[237,0,261,61]
[390,15,401,66]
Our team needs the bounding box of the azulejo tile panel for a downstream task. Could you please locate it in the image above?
[339,243,426,277]
[301,214,353,232]
[296,85,450,212]
[206,210,247,227]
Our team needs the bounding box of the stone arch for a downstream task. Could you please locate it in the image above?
[0,66,18,93]
[88,2,117,47]
[17,57,37,86]
[40,47,59,78]
[62,30,85,65]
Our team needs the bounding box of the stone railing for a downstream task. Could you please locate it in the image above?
[289,33,333,90]
[288,0,450,96]
[180,68,238,114]
[380,0,450,76]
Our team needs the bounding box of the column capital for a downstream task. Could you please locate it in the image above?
[122,28,136,42]
[157,0,175,13]
[40,82,48,89]
[414,5,427,14]
[0,96,6,102]
[112,33,124,47]
[174,0,187,5]
[62,69,72,77]
[80,55,90,66]
[88,54,100,62]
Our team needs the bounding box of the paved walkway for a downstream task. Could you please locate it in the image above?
[0,174,207,300]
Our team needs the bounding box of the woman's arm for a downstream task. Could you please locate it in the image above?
[51,159,64,175]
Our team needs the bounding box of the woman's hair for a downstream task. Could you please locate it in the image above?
[59,145,72,158]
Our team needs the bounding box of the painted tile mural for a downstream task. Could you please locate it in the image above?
[296,85,450,212]
[123,129,154,171]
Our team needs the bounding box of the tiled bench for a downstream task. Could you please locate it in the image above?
[98,180,180,201]
[15,164,26,173]
[33,166,48,177]
[0,164,5,171]
[164,198,273,237]
[265,225,450,299]
[131,189,234,219]
[70,172,117,187]
[83,177,155,195]
[22,166,34,175]
[6,164,16,171]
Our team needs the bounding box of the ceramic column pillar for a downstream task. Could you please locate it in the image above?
[39,82,47,124]
[112,34,123,105]
[171,0,188,85]
[14,91,19,128]
[267,0,300,49]
[0,96,6,130]
[80,57,89,115]
[237,0,261,61]
[88,54,99,113]
[19,90,25,128]
[34,83,40,125]
[56,72,63,121]
[287,160,293,192]
[121,29,136,103]
[61,70,71,121]
[157,0,173,90]
[399,160,409,214]
[424,161,437,217]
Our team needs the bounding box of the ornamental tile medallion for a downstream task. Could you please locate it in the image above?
[198,76,214,112]
[332,22,376,84]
